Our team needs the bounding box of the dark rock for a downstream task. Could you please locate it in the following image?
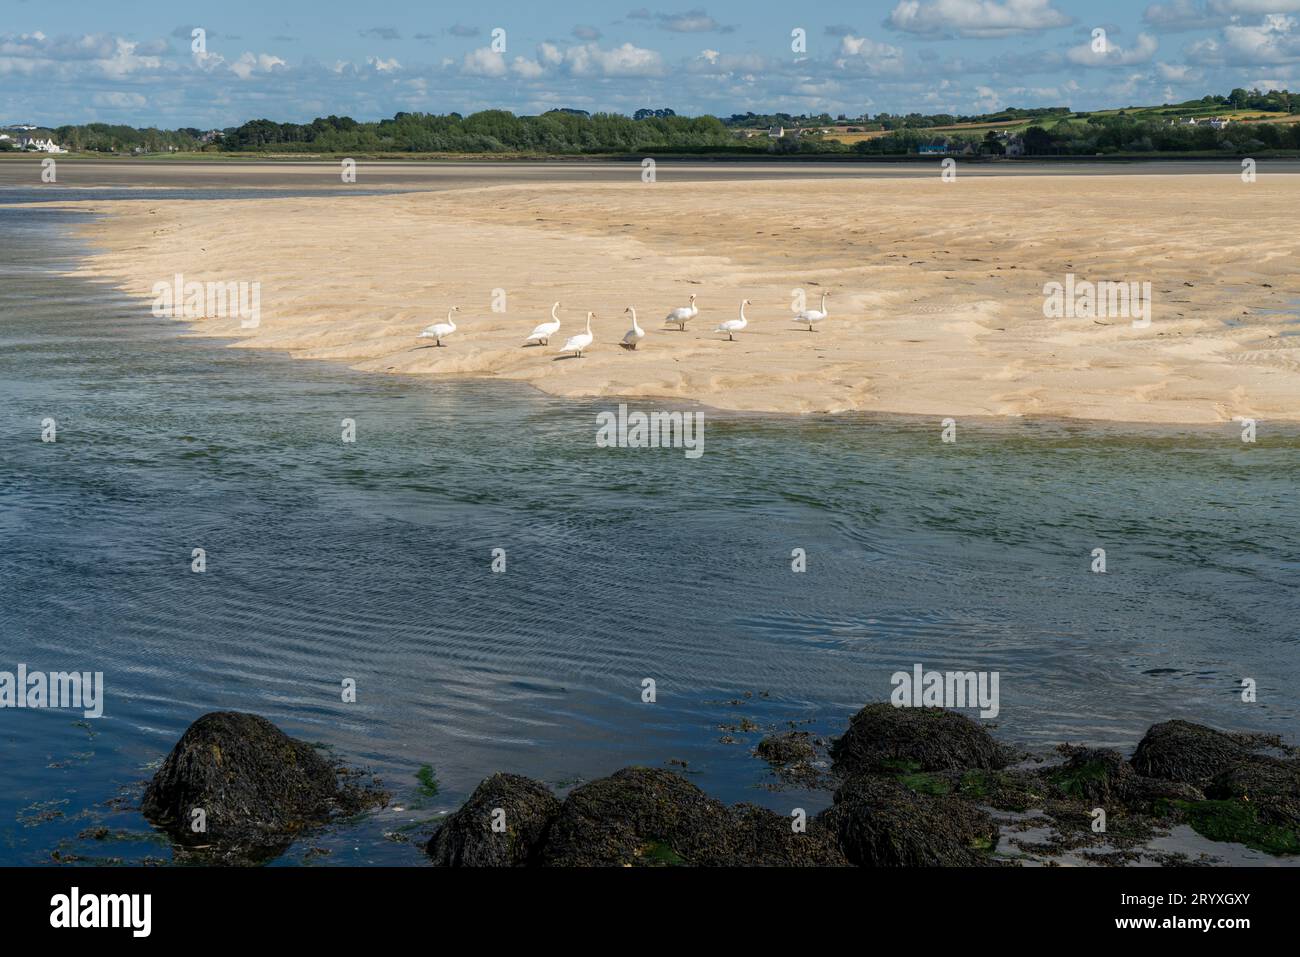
[755,731,816,766]
[1206,759,1300,829]
[1050,746,1137,802]
[1128,776,1206,807]
[728,804,850,866]
[141,711,387,859]
[819,774,999,866]
[1130,720,1281,786]
[830,703,1009,776]
[426,773,559,866]
[539,767,738,866]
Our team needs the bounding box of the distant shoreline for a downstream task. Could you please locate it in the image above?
[5,150,1300,164]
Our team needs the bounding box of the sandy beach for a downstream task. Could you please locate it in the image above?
[60,169,1300,422]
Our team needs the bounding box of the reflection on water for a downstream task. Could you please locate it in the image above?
[0,199,1296,865]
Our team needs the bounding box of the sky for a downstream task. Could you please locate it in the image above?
[1,0,1298,127]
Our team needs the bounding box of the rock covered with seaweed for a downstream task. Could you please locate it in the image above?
[140,711,388,862]
[137,706,1300,866]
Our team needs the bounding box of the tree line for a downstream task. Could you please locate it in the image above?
[9,88,1298,157]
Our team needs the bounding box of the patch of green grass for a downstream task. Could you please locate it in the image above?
[899,771,953,796]
[639,840,686,866]
[1050,760,1109,799]
[957,770,997,800]
[415,765,440,798]
[1174,799,1300,856]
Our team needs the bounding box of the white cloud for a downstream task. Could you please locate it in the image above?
[512,56,545,79]
[1156,60,1199,81]
[1221,14,1300,64]
[1066,32,1158,68]
[887,0,1073,39]
[835,35,906,75]
[92,91,147,108]
[461,46,508,77]
[229,52,286,80]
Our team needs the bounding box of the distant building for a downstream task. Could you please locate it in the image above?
[1207,116,1230,130]
[767,125,784,138]
[19,136,66,153]
[199,130,225,145]
[917,143,949,155]
[1005,135,1025,157]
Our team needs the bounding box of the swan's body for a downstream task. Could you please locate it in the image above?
[418,306,459,347]
[560,312,594,358]
[526,302,562,346]
[794,292,829,331]
[716,299,750,341]
[621,306,645,349]
[664,294,698,330]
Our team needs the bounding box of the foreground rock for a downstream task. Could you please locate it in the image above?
[830,702,1011,776]
[427,773,560,866]
[141,711,388,860]
[540,767,738,866]
[428,767,847,867]
[820,775,999,866]
[1129,719,1283,786]
[1049,746,1138,803]
[729,804,849,866]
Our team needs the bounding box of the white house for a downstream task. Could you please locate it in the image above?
[767,125,784,138]
[19,136,67,153]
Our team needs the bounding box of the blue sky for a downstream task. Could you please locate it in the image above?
[2,0,1298,127]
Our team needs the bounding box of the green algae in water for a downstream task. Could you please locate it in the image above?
[1172,799,1300,856]
[416,765,440,798]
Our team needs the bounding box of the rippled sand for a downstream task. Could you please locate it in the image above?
[64,170,1300,422]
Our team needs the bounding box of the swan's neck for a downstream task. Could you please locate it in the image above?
[820,293,828,313]
[551,303,559,321]
[739,302,748,321]
[446,309,455,325]
[628,307,639,330]
[585,315,592,332]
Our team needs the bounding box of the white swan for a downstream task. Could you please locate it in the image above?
[794,291,829,331]
[664,294,698,331]
[621,306,645,350]
[525,301,562,346]
[418,306,459,347]
[716,299,750,341]
[560,311,594,358]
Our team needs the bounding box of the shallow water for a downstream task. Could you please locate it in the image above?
[0,191,1297,866]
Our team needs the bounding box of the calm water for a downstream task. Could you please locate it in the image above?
[1,194,1297,866]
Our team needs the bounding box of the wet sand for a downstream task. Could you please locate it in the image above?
[39,164,1300,421]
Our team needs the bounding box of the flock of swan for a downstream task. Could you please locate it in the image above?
[416,292,831,357]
